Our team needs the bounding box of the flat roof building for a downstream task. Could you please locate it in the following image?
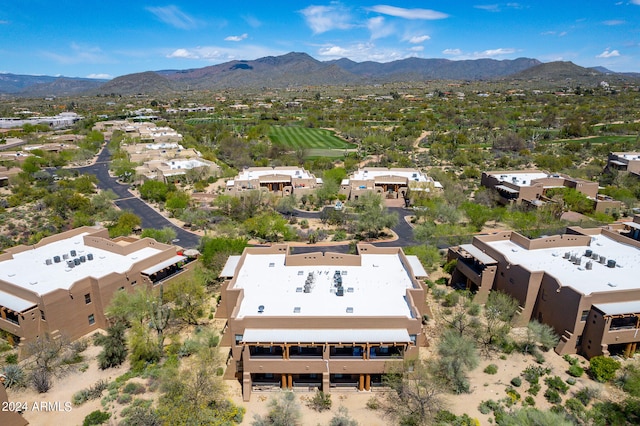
[607,152,640,176]
[481,169,620,215]
[339,167,442,201]
[217,244,430,400]
[447,226,640,359]
[0,227,188,350]
[225,167,322,197]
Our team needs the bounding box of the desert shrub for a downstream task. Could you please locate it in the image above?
[366,396,380,410]
[123,382,146,395]
[527,383,541,396]
[117,393,133,404]
[328,406,358,426]
[442,291,460,307]
[216,367,224,376]
[178,339,201,358]
[523,396,535,407]
[73,389,91,406]
[467,303,481,316]
[83,410,111,426]
[574,387,600,406]
[589,356,621,383]
[545,376,569,394]
[522,365,550,384]
[31,367,51,393]
[620,363,640,397]
[544,389,562,404]
[432,287,446,301]
[510,377,522,387]
[505,387,521,405]
[568,364,584,377]
[308,390,332,412]
[5,353,18,364]
[484,364,498,375]
[73,380,109,406]
[2,364,26,388]
[564,397,585,414]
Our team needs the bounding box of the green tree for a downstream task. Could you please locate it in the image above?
[351,192,398,239]
[140,227,177,244]
[435,330,479,394]
[244,211,291,242]
[94,321,128,369]
[383,360,444,426]
[164,272,208,325]
[108,211,141,238]
[139,180,171,202]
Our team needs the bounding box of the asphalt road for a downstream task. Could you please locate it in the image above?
[74,148,416,252]
[74,147,202,249]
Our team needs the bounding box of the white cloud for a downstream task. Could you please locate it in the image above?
[632,0,640,5]
[441,47,516,59]
[474,4,500,12]
[409,46,424,52]
[86,73,112,80]
[146,5,200,30]
[442,48,462,55]
[299,4,352,34]
[0,20,9,25]
[165,45,286,63]
[368,5,448,20]
[597,49,620,58]
[225,33,248,42]
[316,42,411,62]
[603,20,625,25]
[242,15,262,28]
[367,16,395,40]
[407,35,431,44]
[42,42,110,65]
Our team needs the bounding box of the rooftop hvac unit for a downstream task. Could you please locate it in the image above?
[585,249,592,257]
[87,253,94,261]
[607,259,616,268]
[45,258,52,265]
[70,250,76,257]
[563,252,570,259]
[591,252,599,260]
[67,260,75,268]
[80,256,86,263]
[336,287,344,297]
[257,305,265,314]
[599,256,606,264]
[53,255,61,263]
[63,253,69,260]
[586,261,593,270]
[570,255,577,263]
[574,257,581,266]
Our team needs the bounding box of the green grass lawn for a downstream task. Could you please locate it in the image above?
[268,126,356,151]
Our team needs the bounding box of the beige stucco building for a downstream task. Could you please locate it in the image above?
[225,167,322,197]
[0,227,188,350]
[481,170,621,215]
[447,224,640,359]
[607,151,640,176]
[340,167,442,201]
[217,244,430,401]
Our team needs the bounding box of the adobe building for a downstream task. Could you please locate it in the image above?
[606,152,640,176]
[0,227,188,350]
[447,226,640,359]
[481,170,621,215]
[0,377,28,426]
[339,167,442,201]
[225,167,322,197]
[217,244,430,401]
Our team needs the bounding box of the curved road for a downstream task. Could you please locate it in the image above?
[75,148,416,252]
[74,147,202,249]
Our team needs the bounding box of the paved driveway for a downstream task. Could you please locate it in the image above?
[74,147,201,249]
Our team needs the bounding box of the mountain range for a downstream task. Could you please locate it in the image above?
[1,52,637,97]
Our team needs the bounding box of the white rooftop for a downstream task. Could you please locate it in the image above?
[350,168,433,183]
[165,159,209,170]
[0,232,163,296]
[485,233,640,295]
[487,171,549,187]
[235,168,313,181]
[232,253,419,318]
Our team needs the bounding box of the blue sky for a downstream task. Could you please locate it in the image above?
[1,1,640,79]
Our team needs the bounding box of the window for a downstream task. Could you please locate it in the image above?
[131,280,137,286]
[410,334,417,345]
[580,310,589,322]
[88,314,95,325]
[84,293,91,304]
[40,310,46,321]
[235,334,243,344]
